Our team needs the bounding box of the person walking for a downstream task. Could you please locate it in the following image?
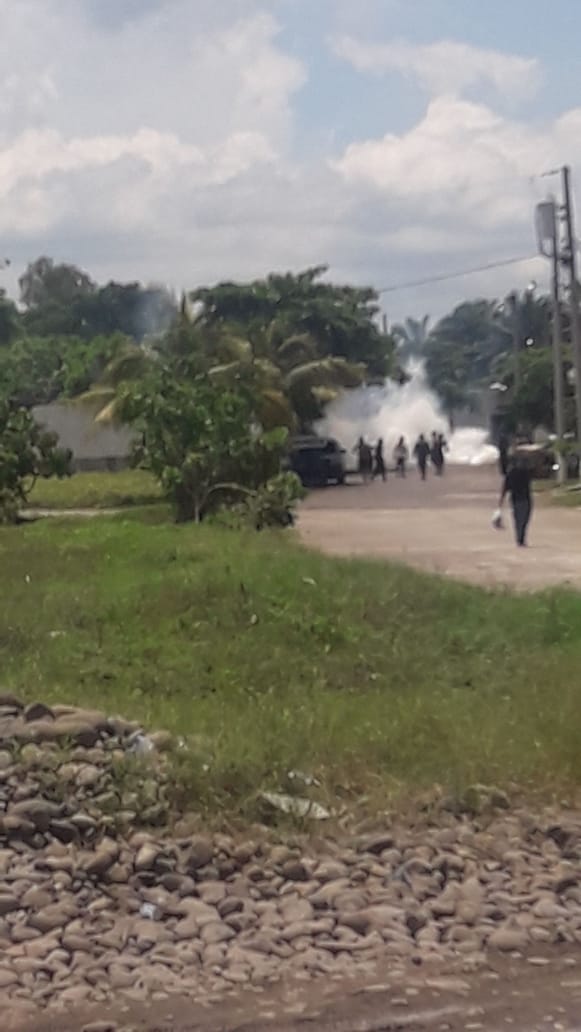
[499,453,533,547]
[430,432,439,470]
[354,436,373,484]
[413,433,431,481]
[372,438,386,482]
[498,433,510,477]
[393,436,408,478]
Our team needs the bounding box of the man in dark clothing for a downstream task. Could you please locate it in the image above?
[500,456,533,546]
[372,438,386,482]
[413,434,431,480]
[498,433,510,477]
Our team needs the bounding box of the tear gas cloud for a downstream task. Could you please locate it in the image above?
[318,363,498,466]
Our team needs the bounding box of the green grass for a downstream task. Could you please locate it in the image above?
[27,470,162,510]
[3,513,581,816]
[530,480,581,507]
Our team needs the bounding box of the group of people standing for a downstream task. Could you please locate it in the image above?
[355,431,448,483]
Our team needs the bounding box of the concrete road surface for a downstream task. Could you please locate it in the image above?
[299,465,581,591]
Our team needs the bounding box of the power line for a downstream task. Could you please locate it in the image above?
[377,254,539,295]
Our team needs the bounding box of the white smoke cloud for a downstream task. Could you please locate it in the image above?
[318,364,498,467]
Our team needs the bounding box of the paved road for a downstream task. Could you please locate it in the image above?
[299,465,581,591]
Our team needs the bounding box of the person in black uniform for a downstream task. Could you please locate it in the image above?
[372,438,386,482]
[413,434,431,481]
[499,454,533,547]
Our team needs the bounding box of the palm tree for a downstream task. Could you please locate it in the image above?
[392,316,431,364]
[208,322,365,431]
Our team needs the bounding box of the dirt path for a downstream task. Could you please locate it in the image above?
[299,466,581,591]
[29,949,581,1031]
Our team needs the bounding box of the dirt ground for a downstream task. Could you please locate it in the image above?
[28,949,581,1031]
[299,464,581,591]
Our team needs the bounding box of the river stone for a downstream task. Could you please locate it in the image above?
[81,838,120,878]
[24,703,54,723]
[200,921,236,945]
[187,837,214,871]
[488,926,529,951]
[30,903,77,934]
[281,859,309,883]
[8,800,62,832]
[0,894,20,917]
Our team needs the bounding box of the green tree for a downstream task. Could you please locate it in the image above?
[119,370,293,523]
[192,266,394,380]
[0,334,130,408]
[496,344,576,434]
[0,400,72,522]
[0,291,20,347]
[75,282,177,341]
[19,257,96,336]
[392,315,431,364]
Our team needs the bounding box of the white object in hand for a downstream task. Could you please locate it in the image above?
[492,509,504,530]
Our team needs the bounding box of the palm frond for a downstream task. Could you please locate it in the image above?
[285,357,364,391]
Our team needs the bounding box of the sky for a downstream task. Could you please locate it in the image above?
[0,0,580,320]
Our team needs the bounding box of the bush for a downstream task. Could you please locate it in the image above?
[0,400,72,522]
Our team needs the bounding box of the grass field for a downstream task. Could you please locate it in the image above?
[3,504,581,817]
[27,470,162,510]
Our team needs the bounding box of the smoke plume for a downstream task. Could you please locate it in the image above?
[318,363,498,466]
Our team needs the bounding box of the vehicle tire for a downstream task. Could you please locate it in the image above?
[337,473,346,485]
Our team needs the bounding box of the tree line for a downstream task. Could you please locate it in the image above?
[0,255,565,525]
[0,260,394,523]
[394,291,573,433]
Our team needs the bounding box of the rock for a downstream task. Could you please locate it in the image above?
[338,912,370,936]
[150,731,173,752]
[24,703,54,723]
[82,839,120,878]
[269,845,294,866]
[0,751,13,771]
[82,1022,118,1032]
[200,922,235,945]
[135,843,160,872]
[357,833,395,856]
[187,837,214,871]
[426,977,471,995]
[488,926,529,952]
[21,888,53,911]
[8,799,62,832]
[50,820,78,845]
[30,903,77,934]
[0,694,23,711]
[280,898,313,923]
[0,968,19,987]
[282,859,309,883]
[0,894,20,917]
[218,896,244,919]
[315,860,348,883]
[1,816,36,839]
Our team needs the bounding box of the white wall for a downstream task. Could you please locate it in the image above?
[33,403,133,470]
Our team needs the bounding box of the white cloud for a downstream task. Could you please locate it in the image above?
[333,95,581,230]
[0,0,571,324]
[333,36,541,102]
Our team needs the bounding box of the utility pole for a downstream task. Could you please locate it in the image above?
[550,202,566,484]
[509,291,522,393]
[562,165,581,441]
[536,196,566,482]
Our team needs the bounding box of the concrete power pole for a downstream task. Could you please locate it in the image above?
[550,203,566,484]
[562,166,581,442]
[537,196,566,482]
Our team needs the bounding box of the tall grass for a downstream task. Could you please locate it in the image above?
[2,513,581,813]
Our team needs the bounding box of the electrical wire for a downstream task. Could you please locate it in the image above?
[377,254,539,295]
